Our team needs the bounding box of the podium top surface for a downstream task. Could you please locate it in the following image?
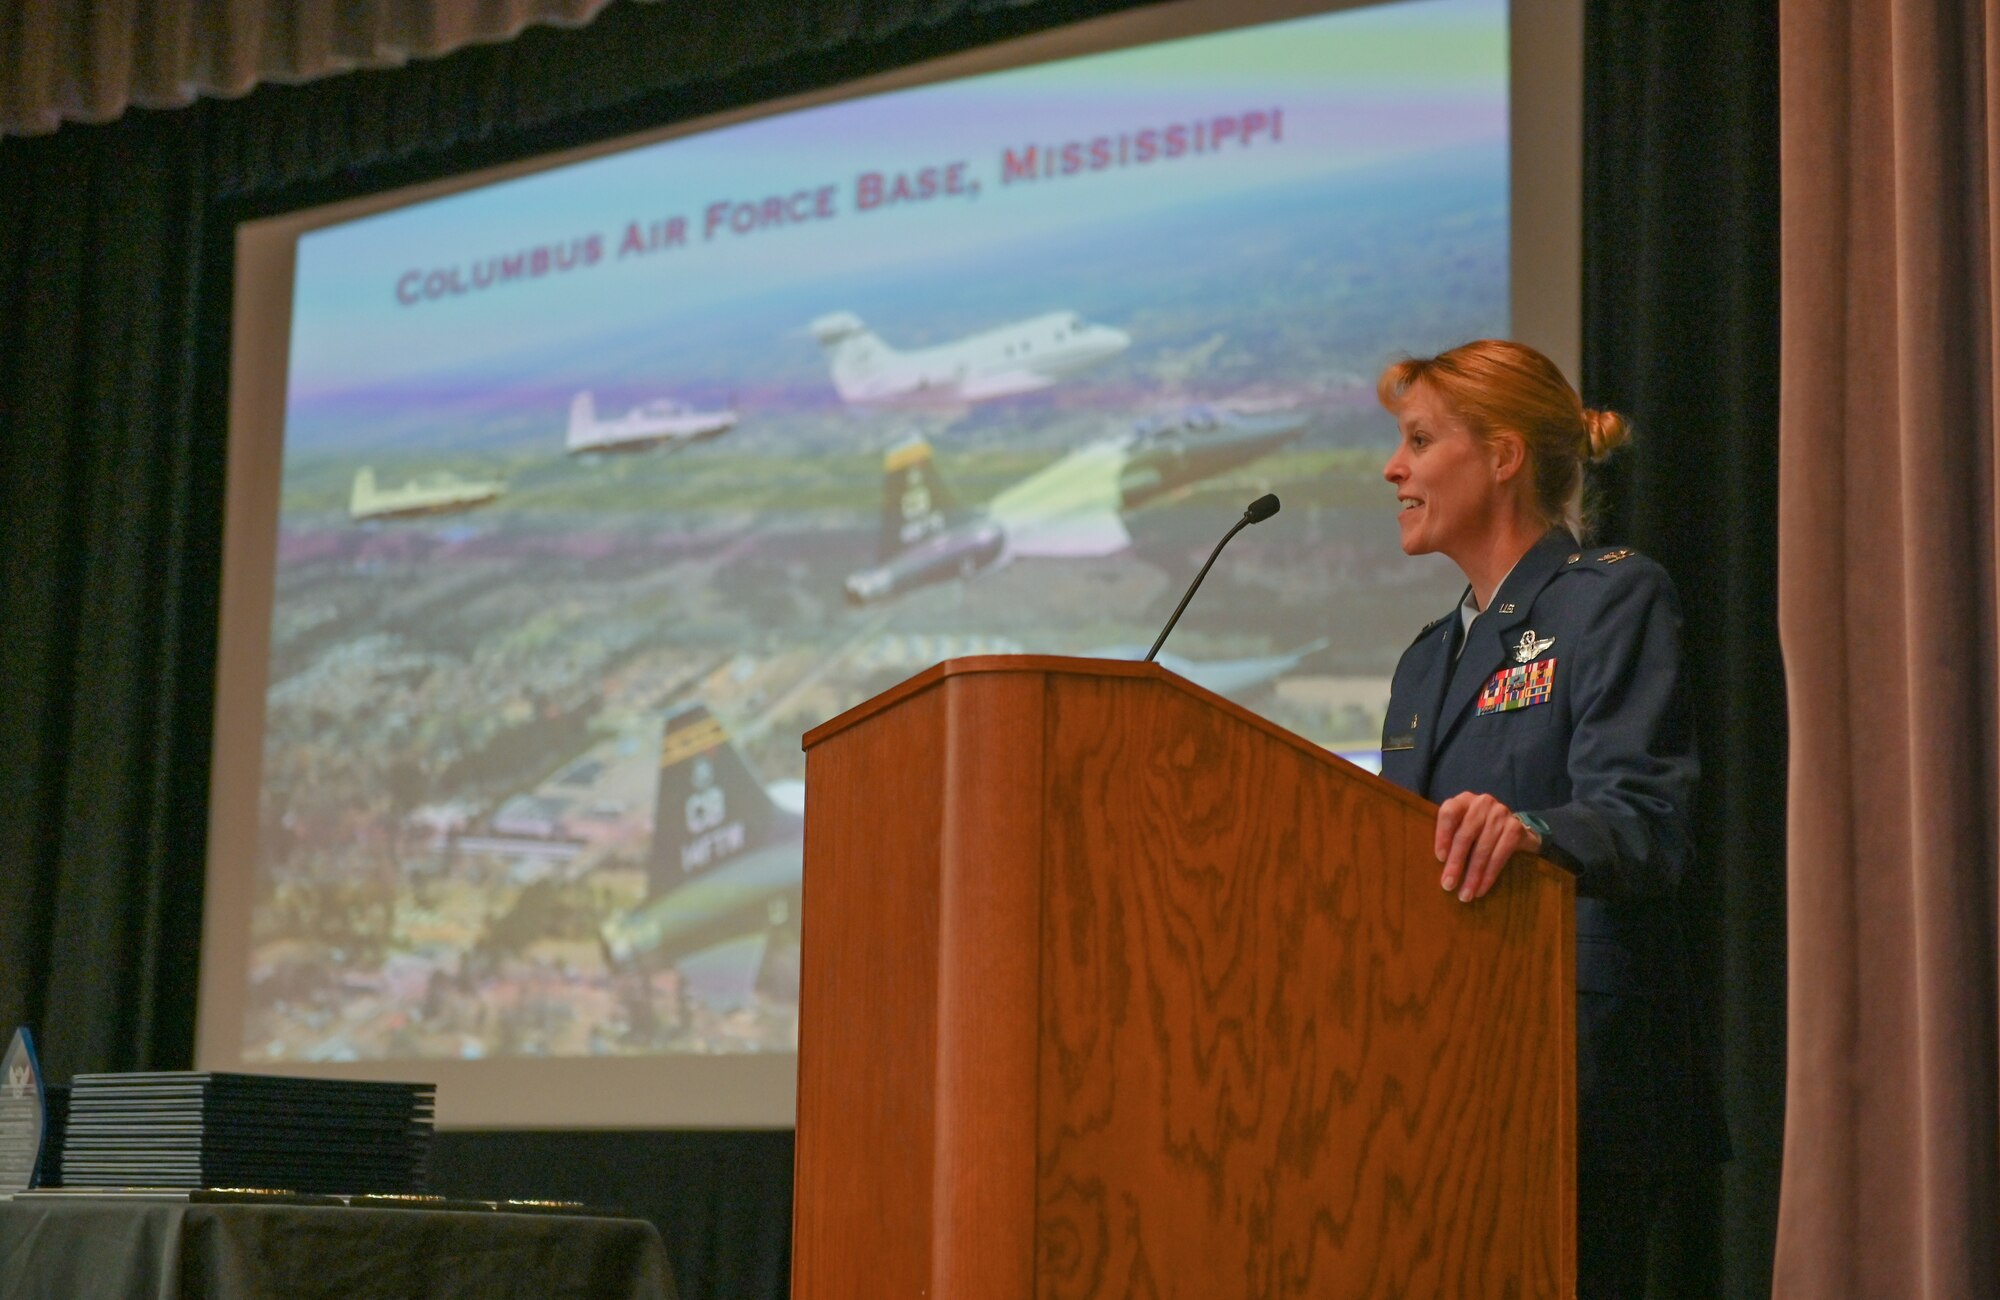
[803,654,1387,791]
[803,654,1276,749]
[803,656,1559,885]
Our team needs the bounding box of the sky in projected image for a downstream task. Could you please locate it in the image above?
[256,0,1506,1067]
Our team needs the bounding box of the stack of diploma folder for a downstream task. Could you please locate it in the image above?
[57,1072,433,1194]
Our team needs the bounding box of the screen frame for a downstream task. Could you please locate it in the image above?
[199,0,1579,1130]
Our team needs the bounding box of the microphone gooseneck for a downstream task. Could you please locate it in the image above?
[1144,494,1282,663]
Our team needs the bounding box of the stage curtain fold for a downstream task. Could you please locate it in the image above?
[1775,0,2000,1295]
[0,110,221,1084]
[0,0,612,138]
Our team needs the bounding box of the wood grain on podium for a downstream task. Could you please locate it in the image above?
[1037,671,1570,1298]
[795,658,1574,1300]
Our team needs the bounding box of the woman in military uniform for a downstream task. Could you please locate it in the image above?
[1374,339,1725,1298]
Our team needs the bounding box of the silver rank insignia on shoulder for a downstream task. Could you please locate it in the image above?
[1598,548,1634,564]
[1513,629,1555,663]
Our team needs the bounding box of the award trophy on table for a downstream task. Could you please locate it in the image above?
[0,1027,47,1193]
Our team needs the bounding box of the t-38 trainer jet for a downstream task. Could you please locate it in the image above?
[841,404,1308,605]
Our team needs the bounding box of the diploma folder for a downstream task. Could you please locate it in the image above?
[59,1072,433,1194]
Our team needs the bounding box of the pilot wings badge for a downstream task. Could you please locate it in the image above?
[1513,630,1555,664]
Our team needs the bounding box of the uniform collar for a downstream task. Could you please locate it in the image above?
[1428,527,1577,756]
[1480,527,1578,634]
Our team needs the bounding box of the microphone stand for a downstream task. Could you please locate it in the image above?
[1144,495,1279,663]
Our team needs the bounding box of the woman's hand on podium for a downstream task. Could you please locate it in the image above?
[1434,791,1541,903]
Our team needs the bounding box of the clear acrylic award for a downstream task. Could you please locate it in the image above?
[0,1027,47,1192]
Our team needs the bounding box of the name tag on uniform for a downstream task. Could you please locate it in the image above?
[1381,713,1418,752]
[1477,659,1555,714]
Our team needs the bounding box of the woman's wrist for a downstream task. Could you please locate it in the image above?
[1513,809,1551,853]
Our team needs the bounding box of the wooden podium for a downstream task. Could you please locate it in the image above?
[794,657,1574,1298]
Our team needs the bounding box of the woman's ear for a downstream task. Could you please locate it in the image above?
[1490,430,1529,483]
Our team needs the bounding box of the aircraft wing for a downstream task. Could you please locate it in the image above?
[958,370,1059,401]
[1004,510,1131,557]
[988,440,1132,558]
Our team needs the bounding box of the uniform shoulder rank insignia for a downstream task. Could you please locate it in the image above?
[1412,611,1452,643]
[1512,629,1555,663]
[1478,658,1556,714]
[1597,548,1635,564]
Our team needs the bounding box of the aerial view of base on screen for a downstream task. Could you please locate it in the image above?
[243,0,1507,1064]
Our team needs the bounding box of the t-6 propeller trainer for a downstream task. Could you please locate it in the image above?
[563,390,740,455]
[347,466,506,522]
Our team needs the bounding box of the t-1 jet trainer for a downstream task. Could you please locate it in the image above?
[808,309,1129,406]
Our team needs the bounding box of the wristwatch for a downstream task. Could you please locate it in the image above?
[1513,810,1552,848]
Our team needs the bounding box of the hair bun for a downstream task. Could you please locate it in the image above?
[1583,407,1630,462]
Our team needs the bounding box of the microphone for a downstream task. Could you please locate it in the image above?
[1144,494,1281,663]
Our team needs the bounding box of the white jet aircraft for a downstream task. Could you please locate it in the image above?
[564,390,739,455]
[807,310,1130,406]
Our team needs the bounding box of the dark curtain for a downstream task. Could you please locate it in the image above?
[0,1,1787,1297]
[429,1130,797,1300]
[0,107,222,1085]
[1583,2,1785,1298]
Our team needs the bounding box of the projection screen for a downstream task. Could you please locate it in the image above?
[200,0,1580,1127]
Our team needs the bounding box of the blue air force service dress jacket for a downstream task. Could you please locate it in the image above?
[1378,526,1727,1171]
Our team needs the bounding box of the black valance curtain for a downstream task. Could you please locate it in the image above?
[0,1,1784,1295]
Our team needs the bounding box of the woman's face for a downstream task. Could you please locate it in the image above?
[1381,383,1505,560]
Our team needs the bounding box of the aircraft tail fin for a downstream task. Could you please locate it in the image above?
[878,436,961,560]
[809,311,896,402]
[566,391,597,449]
[646,700,789,898]
[350,467,377,516]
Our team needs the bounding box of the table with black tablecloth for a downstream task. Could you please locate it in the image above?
[0,1196,677,1300]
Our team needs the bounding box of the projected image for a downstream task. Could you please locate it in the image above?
[249,0,1507,1064]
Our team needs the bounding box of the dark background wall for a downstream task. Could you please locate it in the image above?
[0,2,1783,1295]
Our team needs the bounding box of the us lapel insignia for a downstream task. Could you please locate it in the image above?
[1512,629,1555,663]
[1497,602,1515,614]
[1477,659,1556,714]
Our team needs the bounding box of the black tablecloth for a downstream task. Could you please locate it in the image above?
[0,1198,677,1300]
